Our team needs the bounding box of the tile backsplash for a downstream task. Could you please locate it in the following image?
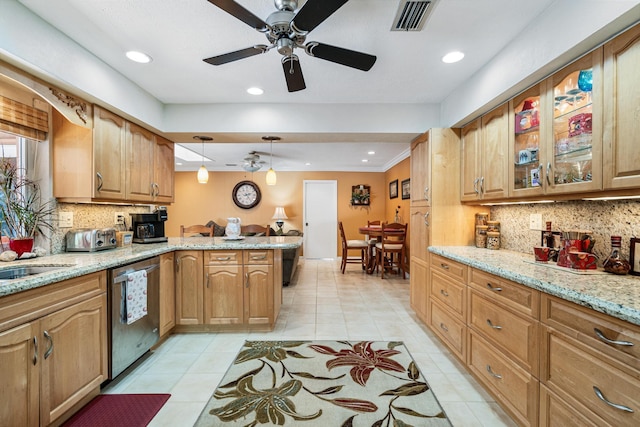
[490,200,640,264]
[50,203,151,254]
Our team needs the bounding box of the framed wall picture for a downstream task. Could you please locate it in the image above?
[630,238,640,276]
[389,179,398,199]
[351,185,370,205]
[401,178,411,200]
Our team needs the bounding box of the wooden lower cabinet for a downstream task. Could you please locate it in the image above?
[409,256,428,323]
[176,249,280,330]
[175,251,204,325]
[159,252,175,337]
[539,385,601,427]
[0,272,107,427]
[468,330,539,427]
[429,299,466,361]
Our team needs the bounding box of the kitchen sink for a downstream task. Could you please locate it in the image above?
[0,265,70,280]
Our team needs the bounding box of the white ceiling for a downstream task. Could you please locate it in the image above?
[17,0,560,171]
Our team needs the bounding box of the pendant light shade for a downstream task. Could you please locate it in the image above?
[262,135,280,186]
[266,167,276,185]
[193,136,212,184]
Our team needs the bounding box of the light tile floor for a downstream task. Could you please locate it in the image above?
[103,258,517,426]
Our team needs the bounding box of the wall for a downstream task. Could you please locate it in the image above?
[166,170,387,255]
[384,157,411,258]
[491,200,640,265]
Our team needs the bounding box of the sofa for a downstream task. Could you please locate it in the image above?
[206,221,302,286]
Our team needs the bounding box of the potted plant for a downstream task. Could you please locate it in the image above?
[0,158,55,256]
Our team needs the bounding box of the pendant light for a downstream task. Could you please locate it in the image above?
[262,136,280,186]
[193,136,212,184]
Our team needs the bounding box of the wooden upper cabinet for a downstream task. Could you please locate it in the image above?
[153,136,175,203]
[461,118,482,201]
[481,103,510,200]
[93,105,127,200]
[410,132,430,206]
[126,122,155,201]
[603,23,640,190]
[53,105,174,203]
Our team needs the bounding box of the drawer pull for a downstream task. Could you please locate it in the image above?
[594,328,634,347]
[486,365,502,379]
[440,289,449,297]
[439,323,449,333]
[486,319,502,330]
[440,263,449,270]
[593,386,634,413]
[251,255,267,260]
[216,256,232,261]
[486,283,502,292]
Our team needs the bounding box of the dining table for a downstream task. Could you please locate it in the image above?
[358,225,405,274]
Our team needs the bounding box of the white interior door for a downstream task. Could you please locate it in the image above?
[303,180,337,259]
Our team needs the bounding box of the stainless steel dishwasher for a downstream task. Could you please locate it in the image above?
[107,256,160,379]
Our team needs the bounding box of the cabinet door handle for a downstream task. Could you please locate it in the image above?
[546,162,552,186]
[440,263,449,270]
[424,212,430,226]
[43,330,53,359]
[205,274,209,288]
[96,172,103,192]
[486,283,502,292]
[245,272,250,288]
[594,328,634,347]
[479,176,485,194]
[473,178,479,195]
[486,319,502,330]
[440,289,449,297]
[424,186,429,201]
[33,336,38,366]
[593,386,634,413]
[176,258,180,272]
[486,365,503,379]
[439,322,448,333]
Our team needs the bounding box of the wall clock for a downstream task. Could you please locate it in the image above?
[232,180,261,209]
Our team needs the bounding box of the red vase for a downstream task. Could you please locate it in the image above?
[9,237,34,257]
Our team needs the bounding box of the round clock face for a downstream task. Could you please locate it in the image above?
[232,180,261,209]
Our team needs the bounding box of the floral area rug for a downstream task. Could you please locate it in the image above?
[195,340,450,426]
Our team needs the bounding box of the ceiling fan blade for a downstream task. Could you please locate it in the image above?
[203,45,269,65]
[306,42,376,71]
[207,0,268,31]
[291,0,349,33]
[282,56,306,92]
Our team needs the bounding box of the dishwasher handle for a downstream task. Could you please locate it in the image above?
[113,263,159,284]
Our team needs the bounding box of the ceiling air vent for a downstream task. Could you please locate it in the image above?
[391,0,437,32]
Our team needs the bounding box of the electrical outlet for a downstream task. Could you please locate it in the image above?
[529,213,543,230]
[114,212,126,225]
[59,211,73,228]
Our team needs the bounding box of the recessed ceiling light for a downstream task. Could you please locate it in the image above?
[362,159,368,163]
[247,87,264,95]
[125,50,152,64]
[305,162,311,166]
[442,51,464,63]
[368,151,375,155]
[175,162,183,166]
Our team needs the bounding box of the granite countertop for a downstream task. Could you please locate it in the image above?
[429,246,640,326]
[0,236,303,298]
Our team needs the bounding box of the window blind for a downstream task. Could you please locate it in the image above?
[0,95,48,141]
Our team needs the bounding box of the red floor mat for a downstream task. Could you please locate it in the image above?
[62,394,171,427]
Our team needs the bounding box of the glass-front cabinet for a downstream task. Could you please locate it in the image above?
[545,50,602,195]
[510,84,544,197]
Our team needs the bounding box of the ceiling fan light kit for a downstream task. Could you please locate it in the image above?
[204,0,376,92]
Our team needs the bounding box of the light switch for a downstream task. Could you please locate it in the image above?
[529,213,542,230]
[59,211,73,228]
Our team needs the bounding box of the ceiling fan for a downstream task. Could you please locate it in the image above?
[203,0,377,92]
[242,151,267,172]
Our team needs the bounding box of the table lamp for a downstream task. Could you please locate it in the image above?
[272,206,288,235]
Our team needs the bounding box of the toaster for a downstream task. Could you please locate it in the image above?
[66,228,117,252]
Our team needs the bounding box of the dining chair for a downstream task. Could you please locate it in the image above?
[240,224,271,236]
[338,221,369,274]
[375,222,407,279]
[180,224,213,237]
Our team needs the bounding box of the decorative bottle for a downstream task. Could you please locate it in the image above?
[603,236,630,275]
